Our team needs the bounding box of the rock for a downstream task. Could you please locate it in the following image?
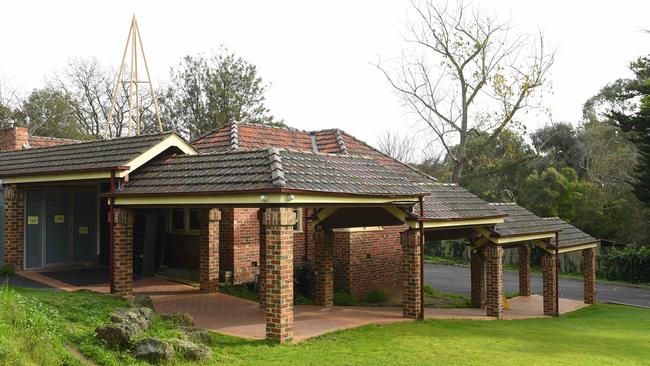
[179,326,214,345]
[130,295,155,309]
[175,339,212,361]
[133,338,174,364]
[95,323,140,350]
[161,311,194,326]
[110,306,154,331]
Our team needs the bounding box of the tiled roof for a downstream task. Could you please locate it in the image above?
[419,183,505,220]
[488,203,598,248]
[27,135,81,149]
[488,203,561,237]
[0,132,175,178]
[115,148,429,197]
[545,217,599,248]
[191,122,436,184]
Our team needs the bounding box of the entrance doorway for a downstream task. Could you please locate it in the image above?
[25,188,98,269]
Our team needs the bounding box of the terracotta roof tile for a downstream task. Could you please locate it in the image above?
[28,135,82,149]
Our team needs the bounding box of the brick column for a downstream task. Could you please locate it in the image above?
[485,245,504,318]
[470,249,485,308]
[583,248,596,304]
[542,253,558,315]
[263,207,295,343]
[111,207,134,296]
[258,209,266,306]
[200,209,220,293]
[314,229,334,307]
[401,229,421,319]
[3,185,24,270]
[518,246,532,296]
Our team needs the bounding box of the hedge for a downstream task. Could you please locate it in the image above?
[598,246,650,283]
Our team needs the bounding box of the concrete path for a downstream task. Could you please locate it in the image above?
[425,263,650,308]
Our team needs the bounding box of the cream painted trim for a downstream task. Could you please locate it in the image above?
[113,193,420,206]
[470,237,490,250]
[476,226,556,245]
[311,207,339,226]
[384,206,504,229]
[532,240,599,254]
[422,216,504,229]
[4,171,112,184]
[331,226,384,233]
[558,242,598,254]
[116,134,197,178]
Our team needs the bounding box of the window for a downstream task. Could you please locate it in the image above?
[293,208,303,232]
[169,208,201,234]
[188,209,201,231]
[170,209,185,231]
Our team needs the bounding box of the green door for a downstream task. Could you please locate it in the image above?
[45,192,70,265]
[73,190,97,262]
[25,190,44,268]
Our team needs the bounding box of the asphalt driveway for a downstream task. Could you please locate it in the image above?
[425,263,650,308]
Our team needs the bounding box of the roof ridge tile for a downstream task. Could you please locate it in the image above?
[267,147,286,188]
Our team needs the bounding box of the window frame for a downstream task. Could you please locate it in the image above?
[292,208,304,233]
[168,208,201,235]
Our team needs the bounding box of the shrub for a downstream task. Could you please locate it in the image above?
[294,262,316,298]
[598,246,650,283]
[333,291,359,306]
[362,289,390,304]
[0,265,13,277]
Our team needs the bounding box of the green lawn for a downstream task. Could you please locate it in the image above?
[1,285,649,365]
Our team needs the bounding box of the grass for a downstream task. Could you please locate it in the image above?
[1,285,650,365]
[424,255,468,266]
[423,284,471,308]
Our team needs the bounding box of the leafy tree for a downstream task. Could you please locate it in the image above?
[606,55,650,206]
[458,129,536,201]
[159,48,282,139]
[377,0,554,182]
[531,122,582,173]
[16,88,87,139]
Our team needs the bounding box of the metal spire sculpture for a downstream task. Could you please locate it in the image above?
[105,14,164,138]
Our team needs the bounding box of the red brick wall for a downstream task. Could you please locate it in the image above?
[0,127,28,151]
[232,208,260,283]
[3,185,24,270]
[333,225,406,297]
[164,233,199,270]
[219,208,235,276]
[112,208,134,296]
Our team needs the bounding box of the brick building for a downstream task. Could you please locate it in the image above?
[0,124,599,344]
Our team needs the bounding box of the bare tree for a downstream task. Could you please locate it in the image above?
[377,0,555,181]
[53,57,157,139]
[376,129,417,163]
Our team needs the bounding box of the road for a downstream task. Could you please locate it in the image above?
[424,263,650,308]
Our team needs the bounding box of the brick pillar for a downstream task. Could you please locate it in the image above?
[258,209,266,306]
[583,248,596,304]
[200,209,220,293]
[314,229,334,307]
[401,229,421,319]
[485,245,504,318]
[470,250,485,308]
[263,207,295,343]
[111,207,134,296]
[542,254,558,315]
[3,185,24,270]
[518,246,532,296]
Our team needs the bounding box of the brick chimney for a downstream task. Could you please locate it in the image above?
[0,126,30,151]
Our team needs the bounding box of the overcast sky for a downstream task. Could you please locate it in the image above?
[1,0,648,150]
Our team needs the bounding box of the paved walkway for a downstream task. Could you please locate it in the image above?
[424,263,650,308]
[16,268,588,342]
